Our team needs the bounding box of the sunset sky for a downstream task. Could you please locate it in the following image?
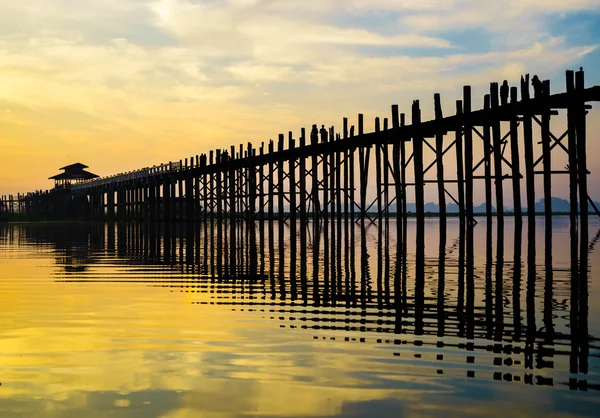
[1,0,599,203]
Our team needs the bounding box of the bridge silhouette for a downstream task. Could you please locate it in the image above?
[1,68,599,231]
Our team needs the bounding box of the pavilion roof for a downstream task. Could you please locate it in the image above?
[49,168,99,180]
[59,163,89,171]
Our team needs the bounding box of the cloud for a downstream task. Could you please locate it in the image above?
[0,0,598,195]
[400,0,600,48]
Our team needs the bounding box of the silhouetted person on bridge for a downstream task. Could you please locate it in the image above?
[320,125,328,142]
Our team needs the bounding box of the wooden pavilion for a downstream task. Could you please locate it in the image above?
[49,163,99,189]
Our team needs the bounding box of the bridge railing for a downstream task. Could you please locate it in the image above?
[71,161,183,191]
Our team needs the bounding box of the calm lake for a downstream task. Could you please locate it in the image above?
[0,218,599,417]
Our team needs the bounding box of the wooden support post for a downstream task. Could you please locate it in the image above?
[412,101,425,225]
[491,82,504,223]
[119,188,126,221]
[375,117,383,220]
[186,176,194,222]
[383,131,390,221]
[202,156,208,273]
[258,143,265,277]
[320,125,330,290]
[195,157,200,222]
[216,149,223,277]
[170,176,177,222]
[521,75,535,219]
[209,151,215,276]
[566,71,578,223]
[156,179,162,222]
[434,93,446,221]
[510,87,522,222]
[329,126,336,295]
[392,104,402,238]
[267,139,275,282]
[358,114,370,221]
[222,153,229,275]
[455,101,465,219]
[321,125,329,221]
[335,128,342,290]
[349,125,356,223]
[542,80,552,219]
[268,140,275,222]
[400,114,407,218]
[185,177,192,222]
[248,143,257,276]
[311,126,320,220]
[299,129,307,286]
[343,118,350,285]
[576,69,588,226]
[164,175,171,221]
[107,190,115,220]
[277,134,285,284]
[289,133,297,290]
[483,94,492,225]
[125,188,131,220]
[137,186,143,220]
[129,187,134,220]
[230,145,236,276]
[464,87,474,222]
[177,169,183,221]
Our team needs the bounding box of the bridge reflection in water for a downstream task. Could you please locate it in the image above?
[3,217,598,392]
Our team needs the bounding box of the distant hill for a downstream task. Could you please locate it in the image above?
[386,197,599,214]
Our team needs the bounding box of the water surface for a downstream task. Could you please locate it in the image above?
[0,218,599,417]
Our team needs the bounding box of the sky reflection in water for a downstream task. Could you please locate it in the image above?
[0,218,599,417]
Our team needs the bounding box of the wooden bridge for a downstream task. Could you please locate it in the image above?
[2,68,599,229]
